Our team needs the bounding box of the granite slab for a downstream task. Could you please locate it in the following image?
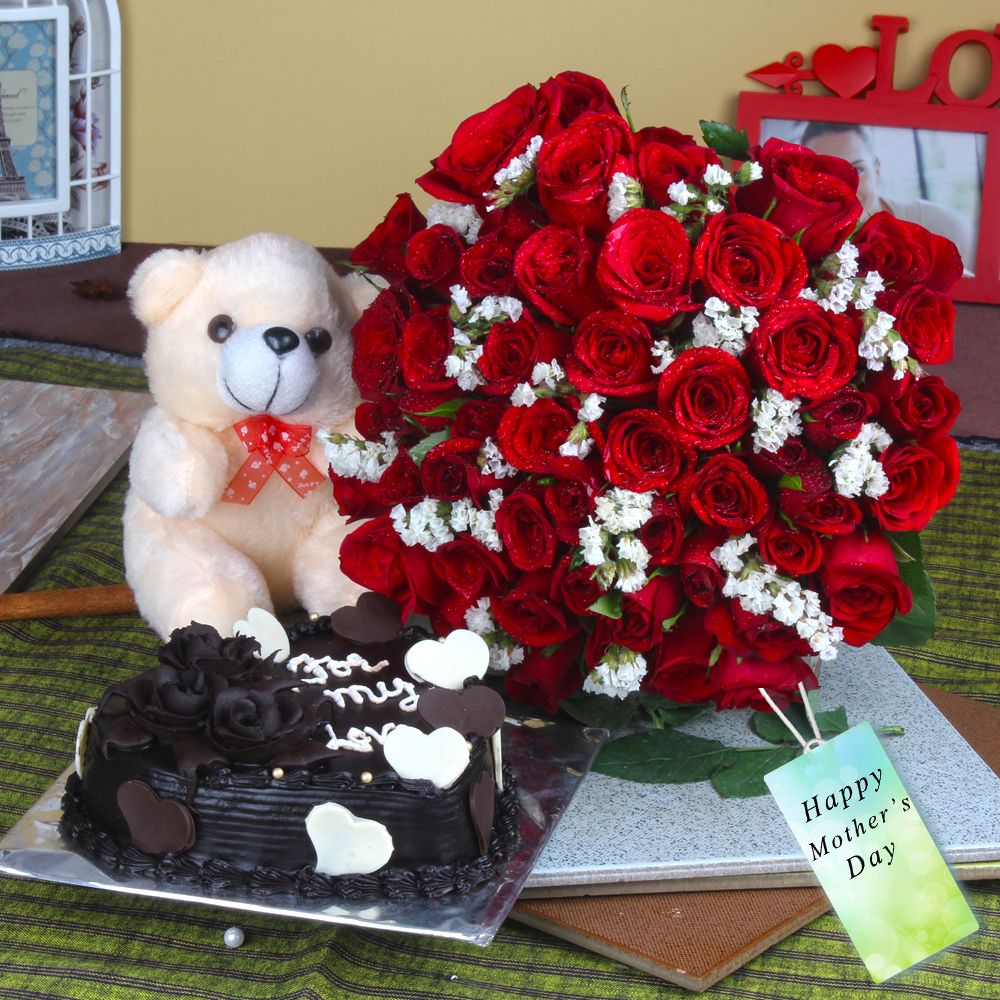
[524,645,1000,893]
[0,379,151,592]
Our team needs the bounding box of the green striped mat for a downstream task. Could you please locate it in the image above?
[1,342,997,999]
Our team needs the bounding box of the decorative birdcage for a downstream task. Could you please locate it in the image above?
[0,0,120,269]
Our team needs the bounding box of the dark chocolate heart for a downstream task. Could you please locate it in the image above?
[469,771,495,855]
[329,592,402,645]
[418,685,506,738]
[116,780,196,855]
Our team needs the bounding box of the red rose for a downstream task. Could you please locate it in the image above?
[505,635,585,715]
[544,476,594,545]
[613,574,686,653]
[331,451,422,522]
[554,553,606,615]
[643,611,717,703]
[692,213,807,309]
[351,286,412,399]
[855,212,963,294]
[870,436,959,532]
[639,496,685,567]
[602,408,695,493]
[565,310,658,397]
[597,209,694,322]
[354,398,411,443]
[656,347,752,449]
[493,570,581,647]
[478,314,569,396]
[711,651,817,712]
[496,488,559,571]
[403,224,463,291]
[536,112,634,234]
[398,388,458,434]
[477,197,546,245]
[633,127,720,207]
[540,71,619,127]
[882,286,956,365]
[339,517,445,619]
[350,193,425,284]
[514,225,607,325]
[399,308,455,392]
[877,374,960,442]
[433,536,511,630]
[690,454,769,533]
[735,138,861,262]
[416,83,551,203]
[459,234,516,297]
[782,490,862,536]
[496,398,587,477]
[752,299,859,402]
[420,437,498,504]
[705,600,810,663]
[756,511,823,577]
[450,400,506,441]
[677,530,726,607]
[820,533,913,645]
[803,388,879,451]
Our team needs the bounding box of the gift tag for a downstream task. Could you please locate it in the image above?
[765,721,978,983]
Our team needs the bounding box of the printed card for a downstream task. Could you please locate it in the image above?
[765,721,978,983]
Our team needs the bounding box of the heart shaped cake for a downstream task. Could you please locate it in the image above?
[60,604,518,900]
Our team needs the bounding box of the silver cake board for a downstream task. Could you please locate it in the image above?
[523,645,1000,896]
[0,722,605,947]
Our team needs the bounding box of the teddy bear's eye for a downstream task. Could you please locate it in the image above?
[208,314,235,343]
[305,328,332,356]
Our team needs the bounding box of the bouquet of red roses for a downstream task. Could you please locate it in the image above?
[325,71,961,719]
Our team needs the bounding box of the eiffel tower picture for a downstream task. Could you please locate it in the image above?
[0,85,30,203]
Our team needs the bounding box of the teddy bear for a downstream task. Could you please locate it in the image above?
[123,232,372,639]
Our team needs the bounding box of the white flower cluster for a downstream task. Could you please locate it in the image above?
[446,288,525,390]
[445,331,485,390]
[487,135,543,210]
[667,179,694,207]
[859,309,910,380]
[830,422,892,499]
[463,597,526,673]
[750,388,803,454]
[579,488,655,594]
[583,647,648,699]
[607,172,644,222]
[425,200,483,245]
[692,296,759,356]
[711,536,843,661]
[392,489,505,553]
[650,338,676,374]
[577,393,606,423]
[481,437,517,479]
[323,431,398,483]
[703,163,733,187]
[532,358,565,389]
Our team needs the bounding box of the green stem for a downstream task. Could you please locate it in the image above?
[877,725,905,738]
[620,85,636,131]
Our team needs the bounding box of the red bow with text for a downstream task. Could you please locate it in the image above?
[221,416,325,505]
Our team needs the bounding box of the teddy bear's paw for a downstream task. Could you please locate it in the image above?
[172,582,274,641]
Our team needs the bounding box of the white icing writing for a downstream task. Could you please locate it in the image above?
[324,722,398,753]
[285,653,388,687]
[322,677,419,713]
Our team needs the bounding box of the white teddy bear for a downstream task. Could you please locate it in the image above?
[124,232,370,638]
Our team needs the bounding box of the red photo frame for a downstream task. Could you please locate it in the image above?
[737,92,1000,304]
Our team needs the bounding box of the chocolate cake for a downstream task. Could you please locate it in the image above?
[61,602,517,899]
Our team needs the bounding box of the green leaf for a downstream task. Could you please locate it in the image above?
[873,531,937,646]
[559,691,639,729]
[778,474,804,491]
[660,602,688,633]
[751,705,849,745]
[711,747,800,798]
[593,730,735,784]
[637,692,709,727]
[408,429,450,465]
[588,592,623,619]
[699,120,750,160]
[410,399,464,419]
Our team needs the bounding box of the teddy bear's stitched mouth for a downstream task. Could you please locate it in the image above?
[222,379,263,413]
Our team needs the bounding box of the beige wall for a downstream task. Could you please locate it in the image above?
[118,0,999,248]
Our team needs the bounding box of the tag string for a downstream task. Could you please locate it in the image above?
[757,682,826,752]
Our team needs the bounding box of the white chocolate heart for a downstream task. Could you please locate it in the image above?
[305,802,394,876]
[233,607,289,662]
[74,706,96,778]
[404,629,489,690]
[382,724,470,789]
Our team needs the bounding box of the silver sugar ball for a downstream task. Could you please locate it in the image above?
[309,613,320,622]
[223,926,245,949]
[271,767,285,780]
[360,771,373,784]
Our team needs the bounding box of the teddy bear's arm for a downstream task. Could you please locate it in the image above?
[129,409,230,519]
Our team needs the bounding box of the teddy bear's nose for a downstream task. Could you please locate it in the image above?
[263,327,300,355]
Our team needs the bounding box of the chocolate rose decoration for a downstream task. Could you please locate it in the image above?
[209,684,315,763]
[158,621,264,683]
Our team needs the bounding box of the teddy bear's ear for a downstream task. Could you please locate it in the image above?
[128,248,204,327]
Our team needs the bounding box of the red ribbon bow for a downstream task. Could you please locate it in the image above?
[221,416,325,505]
